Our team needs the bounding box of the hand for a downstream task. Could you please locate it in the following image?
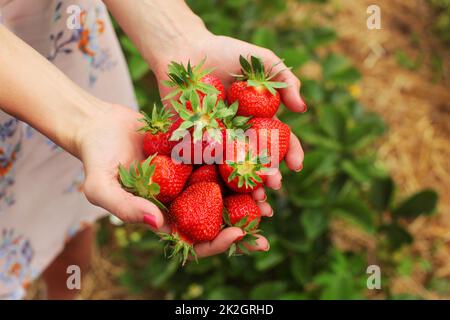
[153,34,305,189]
[150,34,306,255]
[78,103,272,257]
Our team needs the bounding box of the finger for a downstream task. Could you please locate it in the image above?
[257,201,273,217]
[263,50,307,113]
[252,187,266,202]
[240,234,270,252]
[265,169,282,190]
[194,227,245,258]
[84,173,164,228]
[285,132,304,172]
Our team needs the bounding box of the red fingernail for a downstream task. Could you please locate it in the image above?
[235,233,246,242]
[257,194,267,203]
[300,97,308,112]
[143,214,157,228]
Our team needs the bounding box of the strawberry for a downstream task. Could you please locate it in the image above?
[227,55,288,118]
[224,194,261,229]
[187,165,226,194]
[187,165,220,185]
[160,182,223,265]
[139,105,182,157]
[118,154,192,206]
[218,140,269,193]
[163,59,225,103]
[224,194,262,256]
[247,117,291,163]
[170,93,236,164]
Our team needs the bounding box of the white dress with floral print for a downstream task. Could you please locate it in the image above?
[0,0,137,299]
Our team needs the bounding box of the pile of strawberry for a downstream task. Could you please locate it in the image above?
[119,56,293,265]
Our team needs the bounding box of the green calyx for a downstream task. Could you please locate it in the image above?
[223,210,261,257]
[231,55,290,96]
[226,149,270,189]
[170,92,235,143]
[158,232,198,266]
[118,155,166,210]
[162,58,219,100]
[138,104,174,135]
[222,101,252,131]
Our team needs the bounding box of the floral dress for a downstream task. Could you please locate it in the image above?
[0,0,137,299]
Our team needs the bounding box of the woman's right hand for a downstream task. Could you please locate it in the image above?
[78,103,271,257]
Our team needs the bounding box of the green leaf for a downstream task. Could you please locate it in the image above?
[322,53,361,85]
[333,196,375,232]
[282,47,310,69]
[301,209,328,241]
[341,159,371,183]
[346,114,386,148]
[255,251,284,271]
[318,106,346,140]
[392,189,438,219]
[379,223,413,250]
[370,177,394,211]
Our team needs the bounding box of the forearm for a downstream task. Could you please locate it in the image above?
[0,26,106,157]
[104,0,210,73]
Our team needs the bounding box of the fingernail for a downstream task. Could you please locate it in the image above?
[235,233,246,242]
[269,209,274,217]
[261,243,270,252]
[295,163,303,172]
[300,97,308,112]
[257,194,267,203]
[273,184,282,191]
[143,214,157,228]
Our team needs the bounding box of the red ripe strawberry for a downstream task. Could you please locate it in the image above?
[247,118,291,163]
[224,194,261,230]
[118,155,192,206]
[218,140,269,193]
[170,93,236,164]
[161,182,223,265]
[140,105,182,157]
[163,59,225,103]
[187,165,219,185]
[227,55,288,118]
[187,165,226,194]
[224,194,262,256]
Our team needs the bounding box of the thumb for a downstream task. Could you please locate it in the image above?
[83,172,164,228]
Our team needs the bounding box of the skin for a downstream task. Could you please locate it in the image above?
[0,0,305,290]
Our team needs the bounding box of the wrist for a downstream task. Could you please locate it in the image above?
[70,97,110,159]
[137,4,212,74]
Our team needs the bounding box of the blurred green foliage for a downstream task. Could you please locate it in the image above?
[428,0,450,44]
[107,0,439,299]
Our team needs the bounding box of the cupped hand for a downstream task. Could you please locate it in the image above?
[153,34,306,199]
[77,103,271,257]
